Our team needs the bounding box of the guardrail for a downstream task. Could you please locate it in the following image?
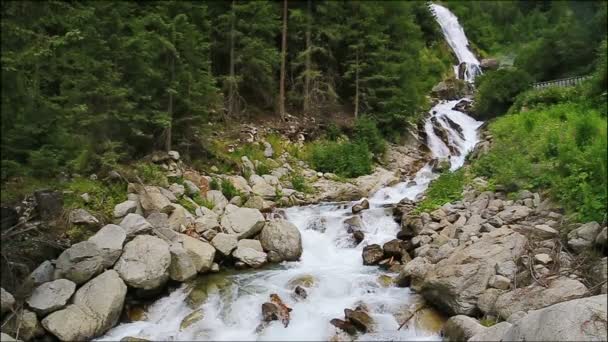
[532,75,591,89]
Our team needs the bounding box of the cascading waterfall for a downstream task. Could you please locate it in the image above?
[99,3,482,341]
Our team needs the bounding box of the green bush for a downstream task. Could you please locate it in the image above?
[220,178,241,199]
[325,123,342,141]
[134,162,168,187]
[354,116,386,155]
[210,177,220,190]
[29,147,61,178]
[415,170,465,213]
[472,102,607,222]
[474,68,533,119]
[1,160,23,181]
[290,173,311,193]
[310,140,372,178]
[510,86,583,113]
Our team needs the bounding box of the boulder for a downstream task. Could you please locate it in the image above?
[233,247,267,268]
[596,227,608,248]
[169,183,185,198]
[494,277,588,319]
[420,227,527,315]
[183,180,200,196]
[250,175,277,199]
[42,270,127,341]
[241,156,256,176]
[480,58,499,71]
[396,257,433,290]
[146,212,169,229]
[180,309,204,330]
[3,309,44,341]
[263,141,274,158]
[137,186,172,214]
[352,199,370,214]
[88,224,126,268]
[26,279,76,316]
[430,78,470,100]
[488,274,511,290]
[568,221,601,253]
[532,224,559,239]
[501,294,607,341]
[168,244,197,282]
[259,219,302,262]
[55,241,105,284]
[345,308,374,333]
[113,200,138,218]
[469,321,512,341]
[180,234,216,273]
[330,318,357,335]
[237,239,264,252]
[211,233,238,256]
[119,213,153,238]
[383,239,408,257]
[344,215,364,232]
[243,196,272,212]
[1,287,15,316]
[443,315,485,342]
[206,190,228,213]
[167,203,194,231]
[477,288,504,315]
[497,205,531,223]
[34,189,63,220]
[27,260,55,287]
[193,209,220,233]
[69,208,100,227]
[590,257,607,294]
[227,176,252,195]
[114,235,171,290]
[221,207,265,239]
[362,244,384,265]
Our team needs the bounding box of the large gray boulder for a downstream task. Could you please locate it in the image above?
[167,203,194,231]
[119,213,153,238]
[114,235,171,290]
[494,277,588,319]
[469,322,512,341]
[1,287,15,316]
[194,207,220,233]
[249,175,277,199]
[443,315,485,341]
[26,279,76,316]
[206,190,228,214]
[420,227,527,315]
[113,200,138,218]
[227,176,252,195]
[233,247,267,268]
[497,205,531,223]
[501,294,607,341]
[211,233,238,256]
[42,270,127,341]
[88,224,126,268]
[27,260,55,287]
[259,219,302,262]
[168,244,197,282]
[179,234,216,273]
[568,221,601,253]
[136,186,172,214]
[55,241,105,285]
[220,207,265,239]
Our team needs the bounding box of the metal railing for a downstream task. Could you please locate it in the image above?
[532,75,591,89]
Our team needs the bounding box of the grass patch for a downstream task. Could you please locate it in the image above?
[415,170,466,213]
[290,173,312,193]
[220,178,241,200]
[309,140,372,178]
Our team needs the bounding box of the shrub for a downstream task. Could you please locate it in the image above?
[325,123,342,141]
[415,170,465,213]
[290,173,311,193]
[510,86,582,113]
[210,177,220,190]
[310,140,372,178]
[28,147,61,178]
[354,116,386,155]
[134,162,168,187]
[1,160,23,181]
[474,68,533,119]
[220,178,240,199]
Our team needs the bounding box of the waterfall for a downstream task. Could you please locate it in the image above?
[429,3,482,83]
[98,4,483,342]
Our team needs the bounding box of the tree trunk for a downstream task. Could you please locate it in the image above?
[165,54,175,152]
[354,49,359,119]
[279,0,288,120]
[228,0,236,117]
[303,0,311,113]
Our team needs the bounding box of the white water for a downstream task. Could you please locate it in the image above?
[99,4,483,342]
[430,3,481,83]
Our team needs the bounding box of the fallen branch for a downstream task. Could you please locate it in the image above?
[398,305,425,331]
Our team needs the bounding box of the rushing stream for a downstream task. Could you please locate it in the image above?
[100,3,482,341]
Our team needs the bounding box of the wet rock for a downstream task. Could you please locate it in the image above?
[180,309,204,330]
[260,219,302,262]
[55,241,105,284]
[294,286,307,300]
[220,207,265,239]
[345,308,373,333]
[383,239,408,257]
[443,315,485,342]
[27,279,76,316]
[42,270,127,341]
[262,302,280,322]
[34,189,63,220]
[362,244,384,265]
[1,287,15,316]
[330,318,357,335]
[353,230,365,244]
[344,216,363,232]
[88,224,126,268]
[287,274,316,289]
[119,213,153,238]
[114,235,171,290]
[352,199,369,214]
[269,294,291,327]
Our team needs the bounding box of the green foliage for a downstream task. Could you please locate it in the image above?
[510,86,583,113]
[472,103,607,222]
[220,178,240,199]
[474,68,533,119]
[415,170,465,213]
[210,177,220,190]
[133,163,168,187]
[310,140,372,178]
[325,123,342,141]
[290,173,311,193]
[353,117,386,155]
[588,40,607,101]
[256,162,271,176]
[479,318,498,327]
[28,148,61,178]
[63,178,126,221]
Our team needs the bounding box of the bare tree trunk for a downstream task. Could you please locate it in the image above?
[279,0,288,120]
[354,49,359,119]
[228,0,236,117]
[303,0,311,113]
[165,54,175,152]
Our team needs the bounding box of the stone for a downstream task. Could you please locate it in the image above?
[477,288,504,315]
[237,239,263,252]
[180,234,216,273]
[362,244,384,265]
[42,270,127,341]
[494,277,588,319]
[590,257,607,294]
[501,295,607,342]
[0,333,17,341]
[241,156,256,175]
[114,235,171,290]
[480,58,499,71]
[69,208,100,227]
[1,287,15,316]
[194,211,220,233]
[146,212,169,229]
[88,224,126,268]
[233,247,267,268]
[180,309,204,330]
[137,186,172,214]
[220,207,265,239]
[3,309,43,341]
[534,253,552,265]
[469,321,512,342]
[113,200,138,218]
[596,227,607,248]
[383,239,408,257]
[396,257,433,290]
[330,318,357,335]
[568,221,601,253]
[168,150,180,160]
[263,141,274,158]
[443,315,485,342]
[344,215,364,232]
[353,231,365,244]
[167,203,194,231]
[489,274,511,290]
[497,205,531,223]
[259,219,302,262]
[168,244,197,282]
[119,213,153,238]
[227,176,252,195]
[352,199,370,214]
[532,224,559,239]
[495,260,518,279]
[420,228,527,315]
[55,241,105,284]
[34,189,63,220]
[26,279,76,315]
[27,260,55,287]
[345,309,374,333]
[169,183,185,198]
[244,196,271,212]
[211,233,238,256]
[183,180,200,196]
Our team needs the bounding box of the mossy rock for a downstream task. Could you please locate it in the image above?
[414,307,446,334]
[186,274,232,308]
[180,309,204,330]
[287,274,316,289]
[377,274,394,288]
[121,337,150,342]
